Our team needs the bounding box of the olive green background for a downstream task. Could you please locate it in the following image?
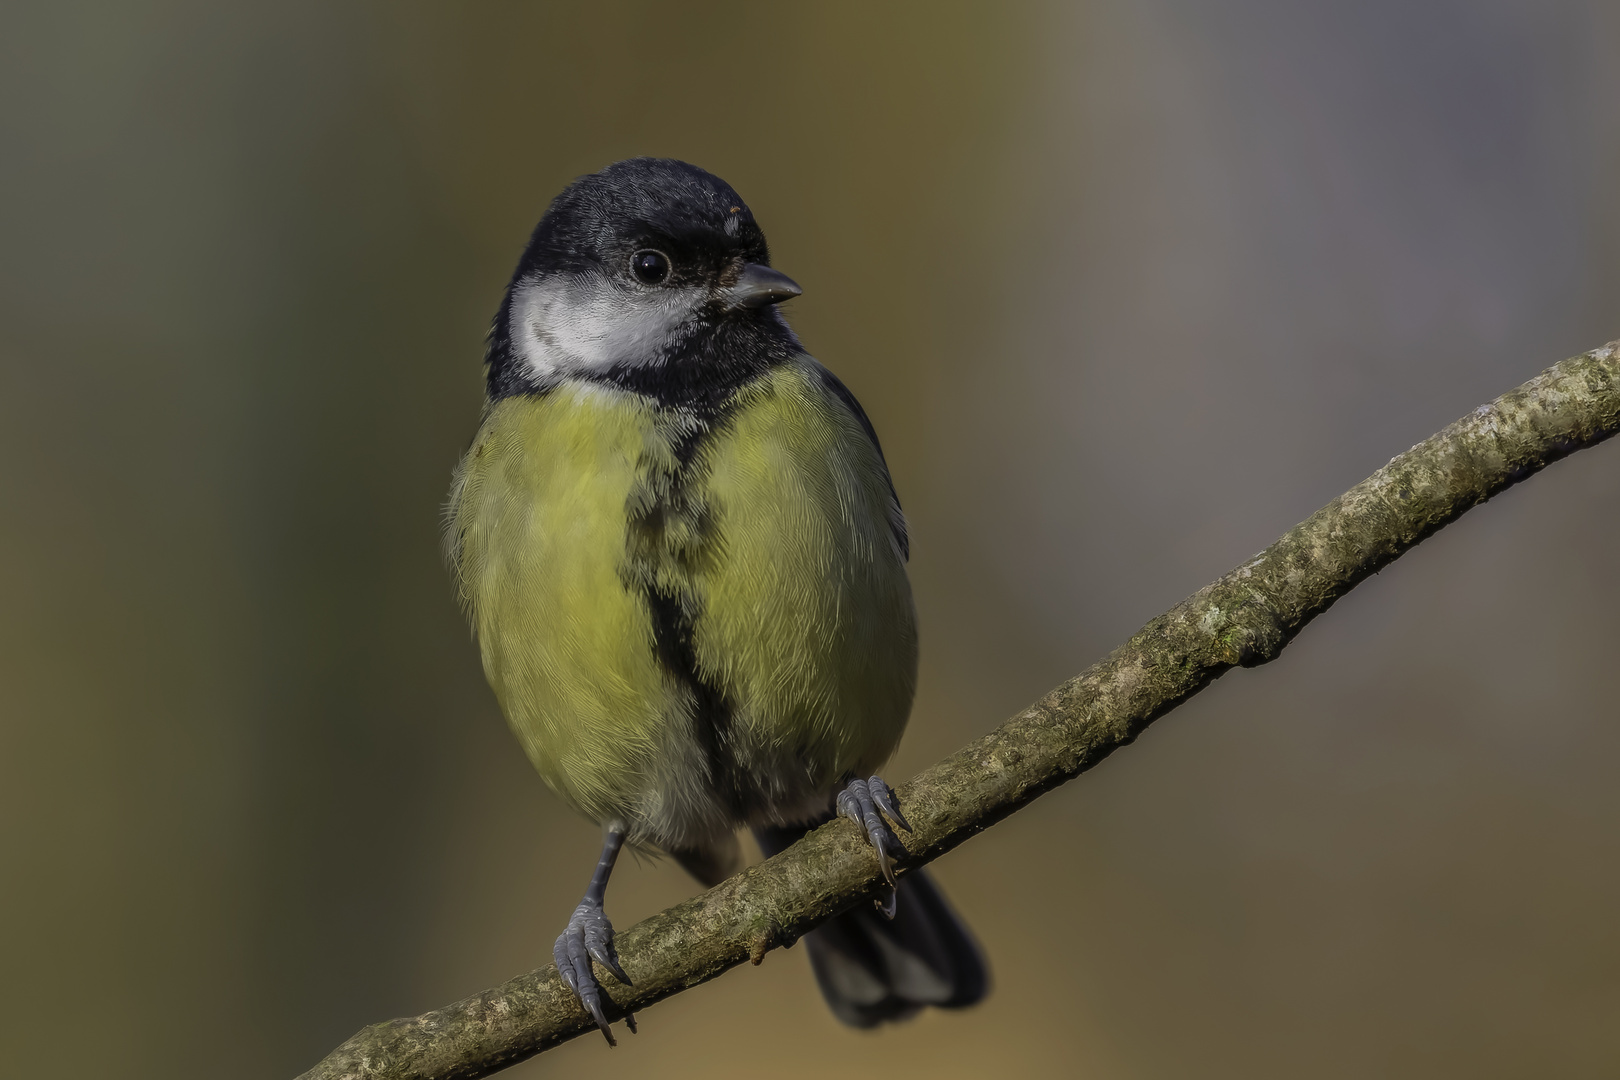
[3,2,1618,1077]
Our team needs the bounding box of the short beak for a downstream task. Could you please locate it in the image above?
[726,263,802,310]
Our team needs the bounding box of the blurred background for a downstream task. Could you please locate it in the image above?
[3,1,1619,1076]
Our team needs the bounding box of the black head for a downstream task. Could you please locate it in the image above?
[486,159,803,403]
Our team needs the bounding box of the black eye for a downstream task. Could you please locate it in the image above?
[630,249,671,285]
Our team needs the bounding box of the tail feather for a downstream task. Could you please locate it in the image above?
[755,822,989,1027]
[804,867,989,1027]
[670,833,743,887]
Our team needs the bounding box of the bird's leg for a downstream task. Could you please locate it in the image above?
[836,775,912,919]
[553,826,636,1045]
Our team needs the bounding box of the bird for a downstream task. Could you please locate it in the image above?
[444,157,987,1043]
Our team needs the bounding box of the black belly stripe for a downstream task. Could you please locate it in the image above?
[643,585,750,818]
[623,389,757,821]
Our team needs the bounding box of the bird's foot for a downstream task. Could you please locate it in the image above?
[554,899,635,1045]
[837,775,912,918]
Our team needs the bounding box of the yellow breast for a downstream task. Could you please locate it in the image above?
[446,361,916,849]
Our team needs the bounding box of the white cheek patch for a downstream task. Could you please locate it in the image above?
[509,273,702,381]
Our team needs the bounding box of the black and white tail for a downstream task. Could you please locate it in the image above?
[755,823,989,1027]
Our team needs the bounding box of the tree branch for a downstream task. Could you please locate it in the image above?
[301,341,1620,1080]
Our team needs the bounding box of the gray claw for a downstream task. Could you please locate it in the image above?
[589,941,632,986]
[837,776,910,914]
[868,776,911,833]
[554,900,632,1046]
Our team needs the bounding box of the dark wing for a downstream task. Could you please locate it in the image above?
[812,362,910,562]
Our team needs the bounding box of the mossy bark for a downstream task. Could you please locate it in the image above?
[300,342,1620,1080]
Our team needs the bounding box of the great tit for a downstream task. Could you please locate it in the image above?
[445,158,987,1043]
